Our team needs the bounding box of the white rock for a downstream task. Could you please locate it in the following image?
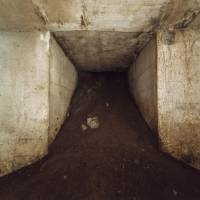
[81,124,88,131]
[87,116,100,129]
[173,189,178,196]
[106,102,110,107]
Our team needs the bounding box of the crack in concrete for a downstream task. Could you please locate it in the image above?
[31,0,49,26]
[80,0,91,29]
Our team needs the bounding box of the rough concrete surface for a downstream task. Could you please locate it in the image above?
[0,0,44,31]
[0,0,199,71]
[33,0,169,32]
[0,31,77,176]
[157,29,200,169]
[54,31,139,71]
[160,0,200,29]
[0,31,50,176]
[1,0,199,32]
[129,29,200,170]
[0,0,199,180]
[129,38,157,132]
[0,73,200,200]
[49,36,78,144]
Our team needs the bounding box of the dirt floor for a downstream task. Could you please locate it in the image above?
[0,72,200,200]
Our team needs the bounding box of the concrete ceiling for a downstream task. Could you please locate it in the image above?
[42,0,168,32]
[54,31,139,71]
[0,0,199,71]
[0,0,169,32]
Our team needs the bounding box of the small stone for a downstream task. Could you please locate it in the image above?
[63,175,68,180]
[67,112,70,118]
[87,116,100,129]
[106,102,110,107]
[81,124,88,131]
[173,189,178,196]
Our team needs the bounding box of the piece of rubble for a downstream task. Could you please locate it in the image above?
[81,124,88,131]
[87,116,100,129]
[173,189,178,196]
[66,112,70,118]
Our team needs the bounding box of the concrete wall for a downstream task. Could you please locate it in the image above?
[0,0,44,31]
[49,37,77,144]
[129,29,200,169]
[0,31,77,176]
[157,30,200,169]
[160,0,200,29]
[129,38,157,132]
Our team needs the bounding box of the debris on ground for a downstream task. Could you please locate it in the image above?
[87,116,100,129]
[66,112,70,118]
[106,102,110,107]
[81,124,88,131]
[173,189,178,196]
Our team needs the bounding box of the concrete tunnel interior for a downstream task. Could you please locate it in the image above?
[0,0,200,199]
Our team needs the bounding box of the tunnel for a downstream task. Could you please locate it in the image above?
[0,0,200,199]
